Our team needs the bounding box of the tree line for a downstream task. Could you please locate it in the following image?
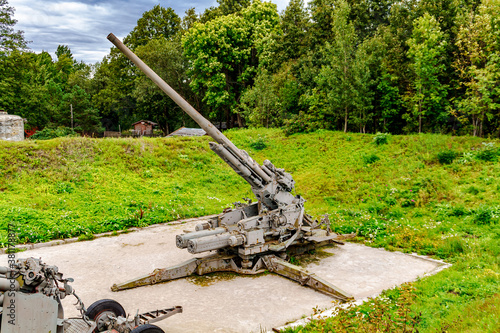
[1,0,499,137]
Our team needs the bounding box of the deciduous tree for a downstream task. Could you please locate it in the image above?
[405,13,448,133]
[133,36,195,135]
[315,0,371,132]
[0,0,27,54]
[454,0,500,136]
[125,5,181,49]
[182,0,279,127]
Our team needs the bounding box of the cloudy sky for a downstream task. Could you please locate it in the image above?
[9,0,294,64]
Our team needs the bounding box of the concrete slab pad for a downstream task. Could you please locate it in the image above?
[0,218,448,332]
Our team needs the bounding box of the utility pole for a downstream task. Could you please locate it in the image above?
[70,104,74,130]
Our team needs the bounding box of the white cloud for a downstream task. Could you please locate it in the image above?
[7,0,309,63]
[9,0,148,62]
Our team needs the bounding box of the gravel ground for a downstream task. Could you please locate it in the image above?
[0,218,448,332]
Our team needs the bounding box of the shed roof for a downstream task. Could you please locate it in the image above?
[167,127,207,137]
[131,120,158,126]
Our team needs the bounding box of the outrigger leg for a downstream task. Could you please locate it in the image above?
[111,253,353,302]
[111,253,265,291]
[261,255,353,302]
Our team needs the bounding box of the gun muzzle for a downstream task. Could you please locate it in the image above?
[186,233,233,254]
[176,227,227,249]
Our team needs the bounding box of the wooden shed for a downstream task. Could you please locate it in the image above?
[131,120,157,136]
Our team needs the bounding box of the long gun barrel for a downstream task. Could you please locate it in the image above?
[107,33,271,188]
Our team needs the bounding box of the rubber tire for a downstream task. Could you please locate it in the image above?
[131,324,165,333]
[85,299,126,332]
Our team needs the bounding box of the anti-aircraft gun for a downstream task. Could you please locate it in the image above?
[108,33,353,302]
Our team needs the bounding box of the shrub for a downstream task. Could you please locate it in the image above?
[363,153,380,164]
[476,143,498,162]
[456,152,475,164]
[283,111,324,136]
[385,197,397,206]
[373,132,389,145]
[55,182,74,194]
[476,149,497,162]
[30,127,77,140]
[438,237,466,257]
[473,206,494,225]
[249,135,267,150]
[450,205,468,217]
[437,150,457,165]
[465,186,480,195]
[367,202,389,215]
[387,208,404,219]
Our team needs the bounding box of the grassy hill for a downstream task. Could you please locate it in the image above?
[0,129,499,331]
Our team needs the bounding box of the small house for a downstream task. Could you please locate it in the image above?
[131,120,157,136]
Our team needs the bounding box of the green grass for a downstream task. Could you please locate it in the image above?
[0,129,499,332]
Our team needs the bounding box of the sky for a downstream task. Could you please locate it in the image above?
[8,0,295,64]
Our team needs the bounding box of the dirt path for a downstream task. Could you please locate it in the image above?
[0,218,447,332]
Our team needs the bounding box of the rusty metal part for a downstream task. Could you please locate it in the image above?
[111,254,266,291]
[138,306,183,324]
[262,255,353,302]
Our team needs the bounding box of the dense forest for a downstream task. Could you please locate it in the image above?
[1,0,499,137]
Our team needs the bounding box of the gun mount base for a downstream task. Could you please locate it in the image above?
[111,253,267,292]
[111,247,354,302]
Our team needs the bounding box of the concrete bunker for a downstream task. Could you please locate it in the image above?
[0,110,24,142]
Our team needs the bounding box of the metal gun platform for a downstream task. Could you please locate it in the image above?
[111,238,353,302]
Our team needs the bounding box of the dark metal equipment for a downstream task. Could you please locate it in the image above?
[0,257,181,333]
[107,33,353,302]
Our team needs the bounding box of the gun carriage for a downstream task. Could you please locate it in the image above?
[107,33,353,302]
[0,257,181,333]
